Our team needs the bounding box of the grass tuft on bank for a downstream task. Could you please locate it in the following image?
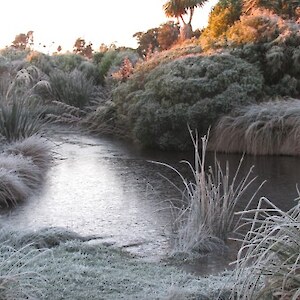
[232,197,300,299]
[212,98,300,155]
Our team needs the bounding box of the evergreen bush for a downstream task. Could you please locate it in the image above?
[112,53,263,149]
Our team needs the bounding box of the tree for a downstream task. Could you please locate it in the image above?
[11,31,34,50]
[163,0,209,40]
[73,38,93,58]
[133,28,159,57]
[243,0,300,19]
[157,21,180,50]
[205,0,242,38]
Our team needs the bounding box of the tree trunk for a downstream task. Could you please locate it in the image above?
[180,23,193,41]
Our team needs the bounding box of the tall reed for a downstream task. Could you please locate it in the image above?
[153,129,260,254]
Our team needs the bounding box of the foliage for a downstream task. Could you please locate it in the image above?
[26,51,55,75]
[226,8,300,46]
[112,53,263,150]
[44,101,86,125]
[200,0,242,49]
[212,98,300,156]
[111,57,134,83]
[134,22,180,57]
[82,101,128,137]
[96,50,118,84]
[11,31,34,50]
[51,53,85,72]
[48,69,96,108]
[134,28,159,57]
[232,197,300,299]
[200,6,300,53]
[92,51,105,65]
[157,21,180,50]
[163,0,209,40]
[225,10,300,96]
[6,135,53,175]
[77,60,99,81]
[0,242,48,299]
[243,0,300,19]
[73,37,93,59]
[0,48,30,61]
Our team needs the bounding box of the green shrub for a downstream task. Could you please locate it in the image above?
[48,69,96,108]
[78,60,98,81]
[26,51,55,75]
[0,48,30,61]
[112,53,263,150]
[97,50,118,84]
[51,53,84,72]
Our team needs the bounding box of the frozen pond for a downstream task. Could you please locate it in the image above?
[1,127,299,273]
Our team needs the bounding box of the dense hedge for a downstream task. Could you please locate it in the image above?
[112,53,264,150]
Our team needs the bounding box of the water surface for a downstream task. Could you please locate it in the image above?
[1,128,299,274]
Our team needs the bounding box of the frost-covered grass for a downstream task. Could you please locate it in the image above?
[5,136,53,175]
[231,197,300,299]
[0,244,49,300]
[152,129,260,256]
[0,226,235,300]
[0,136,53,207]
[212,99,300,155]
[0,100,45,142]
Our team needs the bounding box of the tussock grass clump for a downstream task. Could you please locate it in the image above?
[48,69,96,108]
[51,53,84,72]
[154,129,259,255]
[232,197,300,299]
[82,101,130,137]
[0,101,45,142]
[6,135,53,175]
[0,136,53,207]
[0,154,41,193]
[0,168,30,207]
[212,98,300,155]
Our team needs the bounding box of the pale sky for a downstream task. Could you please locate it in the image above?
[1,0,218,53]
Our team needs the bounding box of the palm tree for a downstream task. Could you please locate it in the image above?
[163,0,209,40]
